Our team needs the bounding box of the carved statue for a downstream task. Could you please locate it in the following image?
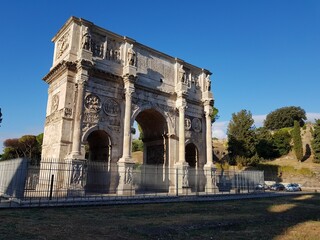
[127,44,136,66]
[205,74,211,91]
[183,167,189,187]
[178,65,186,83]
[82,27,91,51]
[125,166,133,184]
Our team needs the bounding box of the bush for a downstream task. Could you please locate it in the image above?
[132,139,143,152]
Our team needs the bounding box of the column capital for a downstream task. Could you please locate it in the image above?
[123,74,137,85]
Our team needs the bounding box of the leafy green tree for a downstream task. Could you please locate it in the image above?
[2,134,43,161]
[227,110,257,166]
[255,127,278,159]
[273,128,292,156]
[132,139,144,152]
[264,106,306,130]
[311,119,320,163]
[138,123,144,140]
[3,138,21,159]
[292,120,303,161]
[211,106,219,123]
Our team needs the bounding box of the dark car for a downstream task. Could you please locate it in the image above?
[270,183,285,191]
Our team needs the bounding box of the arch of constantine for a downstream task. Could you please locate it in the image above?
[40,17,215,196]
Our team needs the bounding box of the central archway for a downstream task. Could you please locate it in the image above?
[135,108,169,192]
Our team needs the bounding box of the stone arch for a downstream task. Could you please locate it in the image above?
[185,142,199,192]
[134,107,170,192]
[131,104,174,136]
[84,128,112,162]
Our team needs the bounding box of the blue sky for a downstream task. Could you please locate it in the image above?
[0,0,319,147]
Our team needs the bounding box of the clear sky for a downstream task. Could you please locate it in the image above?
[0,0,319,148]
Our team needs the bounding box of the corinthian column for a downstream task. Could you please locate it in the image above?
[205,110,213,166]
[178,105,186,163]
[121,80,134,161]
[117,74,136,196]
[70,73,87,158]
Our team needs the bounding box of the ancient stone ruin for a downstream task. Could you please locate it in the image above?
[39,16,215,196]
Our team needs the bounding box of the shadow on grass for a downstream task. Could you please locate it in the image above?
[0,194,319,239]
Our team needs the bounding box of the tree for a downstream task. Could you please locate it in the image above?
[292,120,303,161]
[273,128,292,156]
[227,110,256,166]
[255,127,278,159]
[264,106,306,130]
[311,119,320,163]
[132,139,144,152]
[211,106,219,123]
[2,134,43,161]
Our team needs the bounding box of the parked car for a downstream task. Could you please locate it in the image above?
[255,183,270,191]
[285,183,302,192]
[270,183,285,191]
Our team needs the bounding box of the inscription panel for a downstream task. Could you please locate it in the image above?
[137,49,174,83]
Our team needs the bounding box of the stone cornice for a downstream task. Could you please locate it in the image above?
[89,67,123,83]
[43,61,77,84]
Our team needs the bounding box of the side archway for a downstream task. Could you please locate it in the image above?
[85,130,112,193]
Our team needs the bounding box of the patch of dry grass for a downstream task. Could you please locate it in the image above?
[0,194,319,239]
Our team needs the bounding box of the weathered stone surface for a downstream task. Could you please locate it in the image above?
[40,17,215,195]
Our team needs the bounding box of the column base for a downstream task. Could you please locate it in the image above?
[117,160,136,196]
[174,162,190,195]
[204,164,217,193]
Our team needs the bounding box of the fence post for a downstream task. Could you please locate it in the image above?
[49,174,54,200]
[176,168,178,196]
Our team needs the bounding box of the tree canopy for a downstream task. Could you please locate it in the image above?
[311,119,320,163]
[2,134,43,163]
[264,106,306,130]
[292,120,303,161]
[227,110,256,166]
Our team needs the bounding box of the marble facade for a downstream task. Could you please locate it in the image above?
[40,16,215,195]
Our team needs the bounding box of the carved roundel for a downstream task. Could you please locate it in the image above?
[84,94,101,113]
[185,118,191,130]
[103,98,120,116]
[192,118,202,132]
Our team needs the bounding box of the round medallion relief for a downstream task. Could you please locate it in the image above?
[103,98,120,116]
[192,118,202,132]
[84,94,101,112]
[185,118,191,130]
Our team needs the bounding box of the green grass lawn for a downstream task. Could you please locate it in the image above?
[0,194,319,240]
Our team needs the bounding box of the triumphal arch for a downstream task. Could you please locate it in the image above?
[40,17,215,196]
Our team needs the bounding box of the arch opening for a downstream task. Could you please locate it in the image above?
[134,108,169,192]
[185,143,199,192]
[85,130,112,193]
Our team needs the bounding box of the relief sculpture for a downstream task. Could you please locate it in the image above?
[103,98,120,116]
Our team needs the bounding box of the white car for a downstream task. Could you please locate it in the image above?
[285,183,301,192]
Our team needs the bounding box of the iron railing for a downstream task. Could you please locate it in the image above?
[0,158,265,207]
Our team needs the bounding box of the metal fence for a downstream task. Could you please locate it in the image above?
[0,158,264,207]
